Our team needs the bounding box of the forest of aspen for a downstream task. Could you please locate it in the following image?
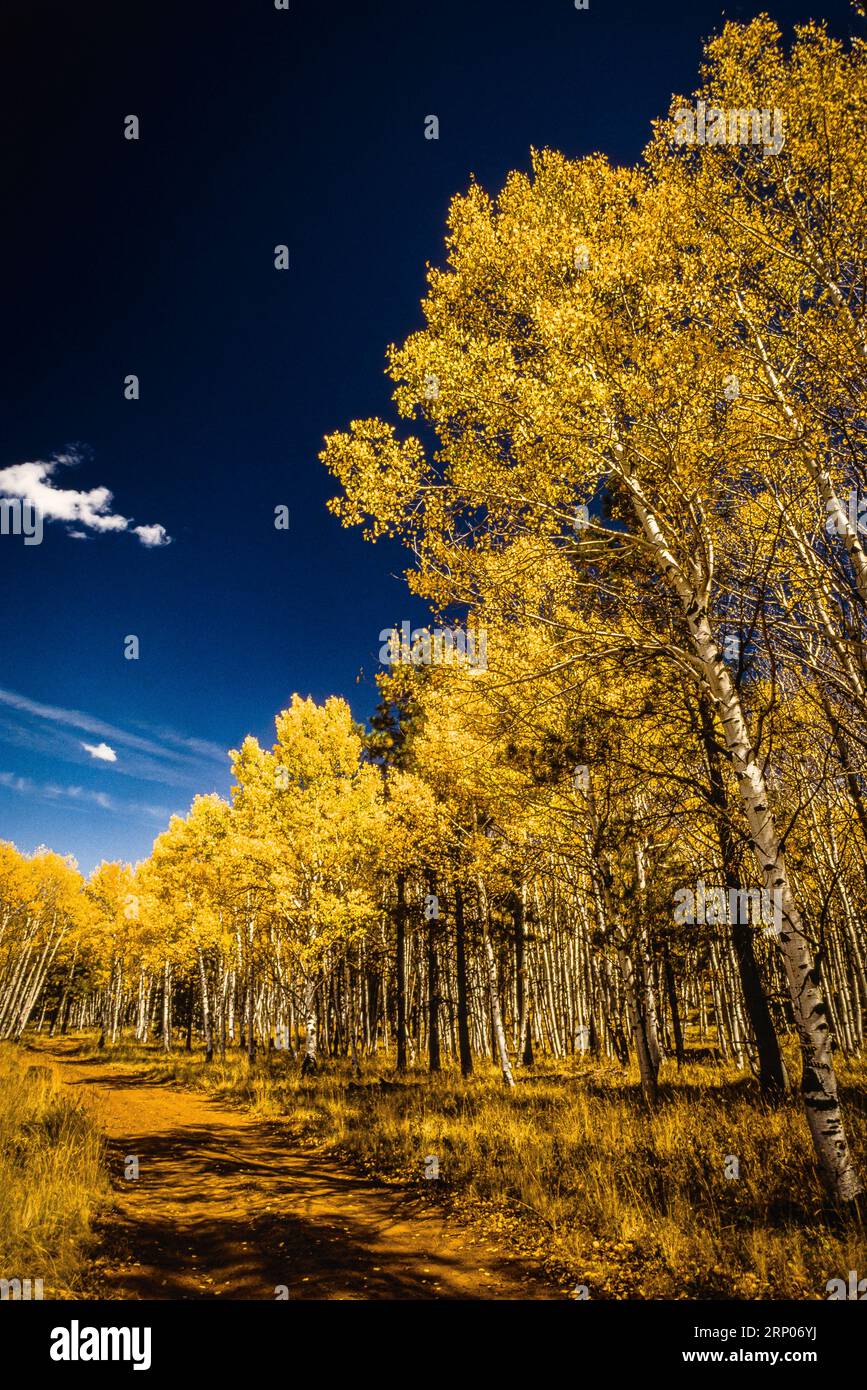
[3,14,867,1302]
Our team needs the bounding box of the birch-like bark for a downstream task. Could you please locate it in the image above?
[300,978,318,1075]
[197,946,213,1062]
[162,959,172,1052]
[477,879,515,1087]
[627,479,862,1202]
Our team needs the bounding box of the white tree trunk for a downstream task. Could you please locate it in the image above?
[628,483,863,1202]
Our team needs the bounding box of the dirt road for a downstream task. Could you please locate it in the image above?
[34,1039,553,1301]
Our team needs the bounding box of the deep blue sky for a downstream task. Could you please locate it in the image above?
[0,0,856,874]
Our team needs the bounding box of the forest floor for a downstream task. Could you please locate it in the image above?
[29,1036,555,1300]
[14,1034,867,1299]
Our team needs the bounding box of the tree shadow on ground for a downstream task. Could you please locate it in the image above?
[86,1118,544,1300]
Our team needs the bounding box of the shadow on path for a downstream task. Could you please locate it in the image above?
[34,1039,554,1301]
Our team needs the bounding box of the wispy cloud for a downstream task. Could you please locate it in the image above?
[0,685,228,800]
[0,770,169,820]
[140,725,228,762]
[0,687,224,765]
[0,450,171,546]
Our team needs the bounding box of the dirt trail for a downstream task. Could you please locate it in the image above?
[34,1039,553,1300]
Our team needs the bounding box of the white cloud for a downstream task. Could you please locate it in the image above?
[0,687,189,761]
[132,523,170,547]
[0,770,171,821]
[0,772,114,811]
[49,784,115,811]
[0,452,171,546]
[82,741,117,762]
[0,686,227,792]
[0,772,31,793]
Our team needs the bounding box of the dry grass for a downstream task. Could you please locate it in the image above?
[0,1043,107,1298]
[64,1032,867,1299]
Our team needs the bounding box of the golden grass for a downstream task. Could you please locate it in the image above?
[64,1032,867,1300]
[0,1043,107,1298]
